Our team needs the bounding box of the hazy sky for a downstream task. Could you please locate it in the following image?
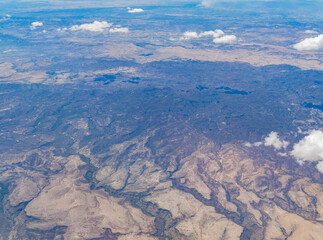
[1,0,322,11]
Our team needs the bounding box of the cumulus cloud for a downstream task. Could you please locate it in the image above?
[180,29,236,44]
[316,161,323,173]
[264,131,289,150]
[290,130,323,164]
[30,21,43,30]
[70,21,112,32]
[198,30,224,38]
[57,27,67,32]
[181,31,199,40]
[245,129,323,173]
[293,34,323,51]
[109,27,129,33]
[244,141,262,147]
[278,152,288,157]
[213,34,237,44]
[245,132,289,150]
[253,141,263,147]
[58,21,129,34]
[181,30,224,40]
[128,7,144,13]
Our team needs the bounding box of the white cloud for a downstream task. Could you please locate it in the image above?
[59,21,129,34]
[264,131,289,150]
[316,161,323,173]
[293,34,323,51]
[180,29,236,44]
[3,49,14,53]
[181,30,224,40]
[2,14,11,20]
[201,0,213,7]
[57,27,67,32]
[109,27,129,33]
[0,14,11,21]
[278,152,288,157]
[245,132,288,150]
[245,129,323,172]
[31,21,43,27]
[128,8,144,13]
[305,30,318,34]
[244,141,262,147]
[70,21,112,32]
[213,34,237,44]
[182,31,199,40]
[253,141,263,147]
[291,130,323,164]
[30,21,43,30]
[199,29,224,38]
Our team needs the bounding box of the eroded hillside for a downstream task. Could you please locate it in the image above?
[0,73,322,239]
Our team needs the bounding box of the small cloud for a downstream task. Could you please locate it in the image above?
[316,161,323,173]
[201,0,215,7]
[180,29,236,44]
[213,35,237,44]
[109,27,129,33]
[244,141,262,147]
[290,130,323,164]
[57,27,67,32]
[253,141,263,147]
[181,30,224,40]
[199,30,224,38]
[278,152,288,157]
[30,21,43,30]
[245,132,288,151]
[182,31,199,40]
[3,49,14,53]
[245,129,323,172]
[305,30,318,34]
[293,34,323,51]
[70,21,112,32]
[1,14,11,21]
[264,131,289,150]
[128,8,144,13]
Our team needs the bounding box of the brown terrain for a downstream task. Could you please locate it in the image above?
[1,129,322,239]
[0,2,322,239]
